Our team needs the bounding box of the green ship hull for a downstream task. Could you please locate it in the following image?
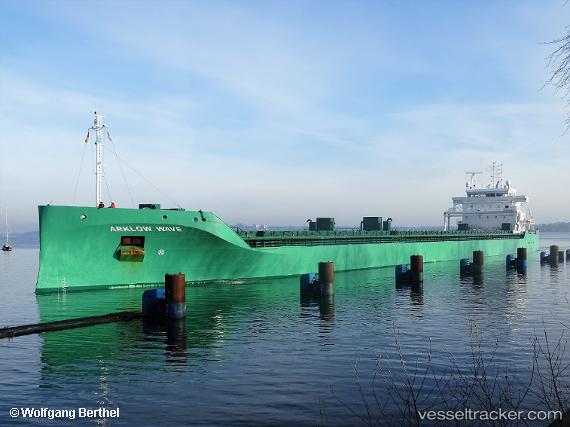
[36,205,539,293]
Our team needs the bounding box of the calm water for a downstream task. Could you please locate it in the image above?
[0,233,569,426]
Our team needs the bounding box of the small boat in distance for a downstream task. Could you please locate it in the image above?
[2,208,12,252]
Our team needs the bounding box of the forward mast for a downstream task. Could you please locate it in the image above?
[92,112,104,206]
[85,112,112,207]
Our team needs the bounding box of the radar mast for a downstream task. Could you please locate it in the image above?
[487,161,503,188]
[465,171,482,188]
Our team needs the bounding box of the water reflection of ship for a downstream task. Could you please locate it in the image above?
[395,281,424,306]
[35,259,537,378]
[37,290,232,374]
[463,272,485,289]
[142,317,188,364]
[457,260,533,334]
[299,294,334,322]
[299,293,335,349]
[36,279,300,372]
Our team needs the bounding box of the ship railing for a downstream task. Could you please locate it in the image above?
[242,230,522,248]
[237,228,515,237]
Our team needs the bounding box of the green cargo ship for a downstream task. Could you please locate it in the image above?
[35,115,539,293]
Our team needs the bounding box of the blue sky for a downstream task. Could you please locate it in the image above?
[0,0,569,231]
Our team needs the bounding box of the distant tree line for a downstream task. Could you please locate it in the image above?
[537,222,570,232]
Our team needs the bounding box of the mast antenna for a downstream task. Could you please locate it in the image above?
[465,171,482,188]
[87,112,107,206]
[487,161,503,188]
[4,208,8,245]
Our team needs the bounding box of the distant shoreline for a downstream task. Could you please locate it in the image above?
[535,222,570,232]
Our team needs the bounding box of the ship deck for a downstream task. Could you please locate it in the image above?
[236,229,531,248]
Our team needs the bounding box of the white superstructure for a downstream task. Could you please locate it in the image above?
[443,163,534,233]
